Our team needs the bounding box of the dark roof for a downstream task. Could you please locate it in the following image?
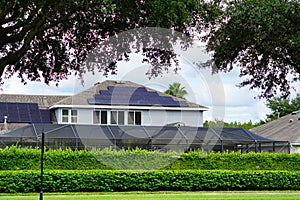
[53,80,207,109]
[0,94,69,109]
[1,124,289,153]
[0,102,51,124]
[2,124,275,142]
[251,110,300,143]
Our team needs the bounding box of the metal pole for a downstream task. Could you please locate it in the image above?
[40,132,45,200]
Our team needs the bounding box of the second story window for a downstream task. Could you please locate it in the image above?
[93,110,107,124]
[128,111,141,125]
[61,109,78,124]
[111,111,125,125]
[71,110,78,123]
[62,109,69,123]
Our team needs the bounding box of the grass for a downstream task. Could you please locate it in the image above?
[0,192,300,200]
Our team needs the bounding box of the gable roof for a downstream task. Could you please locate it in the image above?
[51,80,208,110]
[251,110,300,143]
[0,94,69,109]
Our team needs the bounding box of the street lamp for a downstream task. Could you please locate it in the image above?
[40,132,45,200]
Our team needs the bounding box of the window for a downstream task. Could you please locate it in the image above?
[71,110,77,123]
[101,111,108,124]
[111,111,125,125]
[93,110,107,124]
[118,111,124,125]
[128,111,142,125]
[128,112,134,125]
[62,109,78,123]
[62,110,69,123]
[111,111,117,124]
[93,111,100,124]
[135,111,141,125]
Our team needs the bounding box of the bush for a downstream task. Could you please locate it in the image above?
[1,146,300,171]
[0,170,300,193]
[167,151,300,170]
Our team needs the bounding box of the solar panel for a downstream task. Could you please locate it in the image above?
[40,110,51,123]
[178,101,188,107]
[100,90,111,95]
[0,102,8,122]
[88,86,189,107]
[18,103,30,122]
[7,103,20,122]
[28,103,42,123]
[0,102,51,123]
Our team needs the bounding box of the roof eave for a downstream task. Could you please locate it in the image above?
[49,104,208,111]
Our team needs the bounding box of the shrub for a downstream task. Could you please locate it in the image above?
[0,170,300,193]
[1,146,300,171]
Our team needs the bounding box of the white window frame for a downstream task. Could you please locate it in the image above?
[93,110,108,124]
[71,110,78,123]
[61,109,78,124]
[62,109,69,123]
[110,110,125,125]
[128,111,142,125]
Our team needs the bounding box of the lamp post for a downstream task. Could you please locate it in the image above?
[40,132,45,200]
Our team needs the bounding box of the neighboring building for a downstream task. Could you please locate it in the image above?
[0,94,68,134]
[251,111,300,153]
[0,80,207,133]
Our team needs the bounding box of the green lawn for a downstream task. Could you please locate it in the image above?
[1,192,300,200]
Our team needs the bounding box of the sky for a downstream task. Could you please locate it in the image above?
[1,37,299,123]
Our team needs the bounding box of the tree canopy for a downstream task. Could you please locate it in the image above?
[203,119,263,130]
[165,82,188,99]
[0,0,206,85]
[266,93,300,120]
[205,0,300,98]
[1,0,300,98]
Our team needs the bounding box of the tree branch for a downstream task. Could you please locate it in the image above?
[0,9,50,72]
[0,1,15,24]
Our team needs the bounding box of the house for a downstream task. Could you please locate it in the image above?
[251,111,300,153]
[0,80,290,153]
[0,80,207,133]
[49,80,208,127]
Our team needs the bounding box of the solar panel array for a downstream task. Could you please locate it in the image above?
[0,102,51,123]
[88,86,188,107]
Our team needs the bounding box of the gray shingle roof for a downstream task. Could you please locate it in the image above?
[53,80,207,109]
[251,111,300,143]
[0,94,69,109]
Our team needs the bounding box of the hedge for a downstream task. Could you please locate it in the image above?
[1,146,300,170]
[0,170,300,193]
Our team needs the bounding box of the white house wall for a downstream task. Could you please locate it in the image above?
[144,110,203,126]
[78,109,93,124]
[55,108,204,127]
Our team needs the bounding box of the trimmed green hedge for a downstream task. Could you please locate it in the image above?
[0,170,300,193]
[1,146,300,170]
[169,151,300,171]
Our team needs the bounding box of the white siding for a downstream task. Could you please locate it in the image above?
[55,109,61,123]
[55,108,204,127]
[181,110,203,126]
[144,110,203,127]
[78,109,93,124]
